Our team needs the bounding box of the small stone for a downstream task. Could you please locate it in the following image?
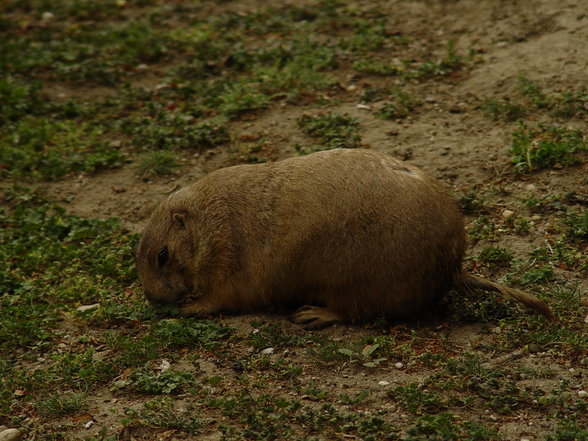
[13,390,25,398]
[578,390,588,398]
[77,303,100,313]
[155,359,171,372]
[136,64,149,71]
[84,420,94,429]
[580,357,588,366]
[261,347,274,355]
[492,326,502,334]
[528,344,542,353]
[531,215,541,221]
[0,429,21,441]
[525,184,537,192]
[378,380,390,386]
[356,104,371,110]
[394,362,404,369]
[41,11,55,21]
[347,85,357,92]
[502,209,515,219]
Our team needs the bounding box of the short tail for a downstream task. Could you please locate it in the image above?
[457,273,555,321]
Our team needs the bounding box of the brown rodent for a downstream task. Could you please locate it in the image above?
[136,148,554,329]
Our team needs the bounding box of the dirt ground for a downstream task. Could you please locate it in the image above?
[17,0,588,439]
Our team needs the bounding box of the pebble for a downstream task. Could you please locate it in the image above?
[77,303,100,313]
[0,429,21,441]
[41,11,55,22]
[378,380,390,386]
[356,104,371,110]
[580,357,588,366]
[578,390,588,398]
[525,184,537,192]
[261,347,274,355]
[502,209,515,219]
[394,362,404,369]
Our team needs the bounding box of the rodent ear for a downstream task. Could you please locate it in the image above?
[172,212,186,230]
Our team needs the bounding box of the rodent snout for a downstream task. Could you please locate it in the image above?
[144,289,188,305]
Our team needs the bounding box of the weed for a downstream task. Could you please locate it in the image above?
[113,366,198,394]
[0,202,137,352]
[389,383,447,414]
[482,97,527,121]
[123,397,204,434]
[551,87,588,118]
[53,349,118,386]
[249,322,313,350]
[215,83,269,117]
[340,389,370,405]
[297,112,361,150]
[458,190,487,214]
[477,247,513,269]
[518,75,550,108]
[468,216,499,242]
[519,265,556,285]
[564,209,588,241]
[0,77,42,124]
[545,421,588,441]
[136,150,182,177]
[510,123,587,172]
[0,118,123,180]
[377,88,419,119]
[37,392,86,417]
[353,58,402,76]
[360,86,390,103]
[124,113,229,151]
[410,41,465,79]
[149,318,233,350]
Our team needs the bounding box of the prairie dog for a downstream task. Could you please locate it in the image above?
[136,148,554,328]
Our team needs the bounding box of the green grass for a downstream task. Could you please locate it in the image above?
[136,150,182,177]
[1,1,587,439]
[510,123,587,172]
[297,111,361,151]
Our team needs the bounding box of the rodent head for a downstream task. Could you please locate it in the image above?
[136,198,196,305]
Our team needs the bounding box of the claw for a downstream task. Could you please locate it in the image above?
[290,305,342,330]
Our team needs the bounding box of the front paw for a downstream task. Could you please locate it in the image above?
[179,299,220,318]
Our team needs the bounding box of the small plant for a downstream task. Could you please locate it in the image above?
[519,265,556,285]
[482,97,527,121]
[510,123,587,172]
[457,190,486,214]
[0,118,123,180]
[113,366,198,394]
[353,58,401,76]
[37,392,86,417]
[564,209,588,241]
[377,88,419,119]
[478,247,513,269]
[123,398,204,434]
[297,112,361,150]
[388,383,447,414]
[517,75,550,108]
[468,216,499,242]
[136,150,181,177]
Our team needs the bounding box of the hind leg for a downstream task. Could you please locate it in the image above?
[290,305,343,330]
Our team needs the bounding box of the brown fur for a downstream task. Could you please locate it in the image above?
[136,148,554,328]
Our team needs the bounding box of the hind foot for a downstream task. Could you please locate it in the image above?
[290,305,342,330]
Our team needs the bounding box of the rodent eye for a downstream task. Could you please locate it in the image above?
[157,246,169,267]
